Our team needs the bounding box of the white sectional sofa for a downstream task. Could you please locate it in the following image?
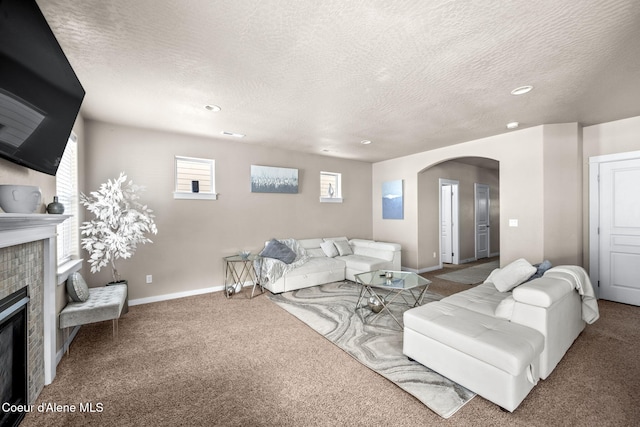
[258,237,401,294]
[403,261,599,412]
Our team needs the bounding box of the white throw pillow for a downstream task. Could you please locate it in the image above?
[333,240,354,256]
[492,258,536,292]
[320,241,339,258]
[484,267,501,284]
[495,295,516,320]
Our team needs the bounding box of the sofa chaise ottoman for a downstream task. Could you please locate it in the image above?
[258,237,401,294]
[403,260,599,412]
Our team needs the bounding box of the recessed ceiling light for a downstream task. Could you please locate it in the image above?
[360,140,372,145]
[506,121,519,129]
[221,131,245,138]
[204,104,221,112]
[510,86,533,95]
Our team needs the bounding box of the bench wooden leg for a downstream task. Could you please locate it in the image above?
[112,318,118,338]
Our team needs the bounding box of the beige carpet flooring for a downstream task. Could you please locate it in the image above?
[22,259,640,426]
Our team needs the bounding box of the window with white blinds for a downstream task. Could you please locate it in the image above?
[56,134,79,265]
[320,171,343,203]
[174,156,217,200]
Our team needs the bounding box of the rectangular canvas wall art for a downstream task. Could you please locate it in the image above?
[382,179,403,219]
[251,165,299,194]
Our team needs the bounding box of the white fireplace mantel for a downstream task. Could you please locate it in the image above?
[0,213,71,244]
[0,213,71,385]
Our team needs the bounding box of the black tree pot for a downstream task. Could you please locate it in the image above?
[106,280,129,315]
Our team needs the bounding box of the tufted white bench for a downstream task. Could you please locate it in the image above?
[59,284,128,353]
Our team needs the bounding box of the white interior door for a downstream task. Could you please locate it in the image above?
[599,158,640,306]
[439,180,459,265]
[475,183,490,259]
[441,185,453,263]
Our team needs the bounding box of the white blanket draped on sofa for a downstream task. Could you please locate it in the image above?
[257,238,310,286]
[543,265,600,324]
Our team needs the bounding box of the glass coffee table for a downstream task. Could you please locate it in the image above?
[354,270,431,328]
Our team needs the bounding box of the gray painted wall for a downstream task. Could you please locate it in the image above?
[80,120,373,301]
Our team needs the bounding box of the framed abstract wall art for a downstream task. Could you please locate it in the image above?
[250,165,299,194]
[382,179,403,219]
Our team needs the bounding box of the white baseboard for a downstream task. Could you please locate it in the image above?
[56,325,80,365]
[129,281,255,306]
[401,265,441,274]
[129,286,221,306]
[419,265,442,273]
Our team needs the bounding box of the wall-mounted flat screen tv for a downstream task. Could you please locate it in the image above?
[0,0,85,176]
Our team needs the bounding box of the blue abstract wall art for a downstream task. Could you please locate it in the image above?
[382,179,403,219]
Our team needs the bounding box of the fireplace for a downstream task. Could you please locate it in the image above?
[0,213,70,415]
[0,288,29,427]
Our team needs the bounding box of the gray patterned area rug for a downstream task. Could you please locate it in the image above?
[435,260,499,285]
[267,281,475,419]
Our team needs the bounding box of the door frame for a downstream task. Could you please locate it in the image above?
[589,149,640,299]
[438,178,459,268]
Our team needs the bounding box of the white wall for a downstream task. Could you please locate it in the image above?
[582,116,640,267]
[583,116,640,158]
[542,123,582,265]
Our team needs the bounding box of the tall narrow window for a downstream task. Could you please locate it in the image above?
[320,171,343,203]
[174,156,217,199]
[56,133,79,265]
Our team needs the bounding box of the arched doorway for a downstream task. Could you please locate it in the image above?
[417,156,500,272]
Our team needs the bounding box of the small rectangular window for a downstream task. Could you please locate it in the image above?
[174,156,217,200]
[320,171,343,203]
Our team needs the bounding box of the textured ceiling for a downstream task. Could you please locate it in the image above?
[37,0,640,163]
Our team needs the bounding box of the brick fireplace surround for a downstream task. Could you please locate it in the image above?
[0,214,69,404]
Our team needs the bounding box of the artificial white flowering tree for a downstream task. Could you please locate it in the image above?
[80,172,158,283]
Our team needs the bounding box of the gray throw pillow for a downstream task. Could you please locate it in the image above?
[525,260,553,283]
[260,239,297,264]
[66,272,90,302]
[334,240,353,256]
